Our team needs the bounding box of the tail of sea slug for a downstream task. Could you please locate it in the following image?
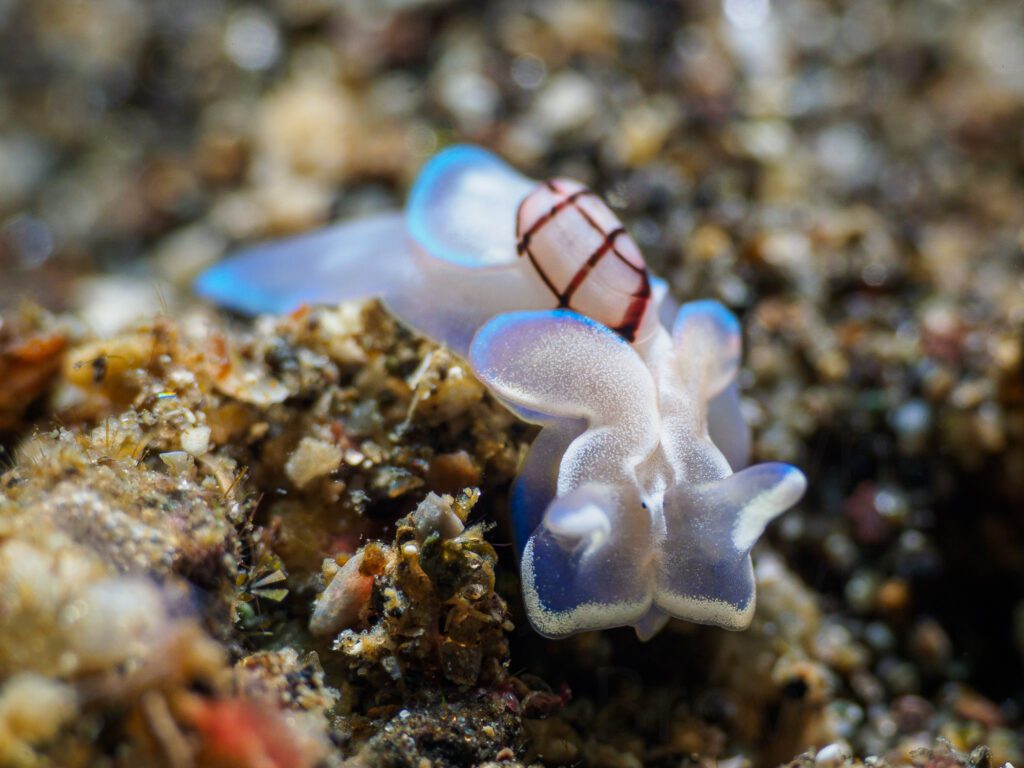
[194,212,410,315]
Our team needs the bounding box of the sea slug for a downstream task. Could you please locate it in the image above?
[196,145,806,639]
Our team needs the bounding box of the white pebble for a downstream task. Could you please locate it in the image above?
[181,425,212,457]
[815,742,852,768]
[285,437,342,489]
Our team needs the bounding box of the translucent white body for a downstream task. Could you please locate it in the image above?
[197,147,664,352]
[474,306,805,638]
[196,145,806,639]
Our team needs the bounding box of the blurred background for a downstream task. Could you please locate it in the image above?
[3,0,1022,319]
[1,0,1023,764]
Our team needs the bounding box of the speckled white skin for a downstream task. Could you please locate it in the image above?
[196,145,806,638]
[471,306,806,638]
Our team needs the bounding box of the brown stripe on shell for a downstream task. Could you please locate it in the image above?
[612,280,653,341]
[515,179,652,342]
[561,227,626,303]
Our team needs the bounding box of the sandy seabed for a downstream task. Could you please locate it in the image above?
[0,1,1022,766]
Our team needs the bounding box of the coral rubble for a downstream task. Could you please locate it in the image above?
[1,0,1022,765]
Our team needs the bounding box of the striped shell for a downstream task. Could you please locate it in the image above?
[516,179,652,342]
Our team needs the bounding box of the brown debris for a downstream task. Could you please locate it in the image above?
[2,0,1024,764]
[0,306,69,432]
[329,491,513,701]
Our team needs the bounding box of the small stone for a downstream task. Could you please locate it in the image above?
[159,451,195,477]
[611,100,678,166]
[285,437,342,490]
[63,579,173,673]
[258,77,357,183]
[0,674,77,763]
[953,690,1005,729]
[438,70,499,131]
[892,695,934,733]
[411,492,465,542]
[815,742,852,768]
[910,619,952,669]
[73,276,177,337]
[181,425,212,457]
[223,8,281,72]
[310,552,374,637]
[532,73,600,135]
[875,578,911,615]
[688,225,733,262]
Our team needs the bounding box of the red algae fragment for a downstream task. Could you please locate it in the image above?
[186,697,316,768]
